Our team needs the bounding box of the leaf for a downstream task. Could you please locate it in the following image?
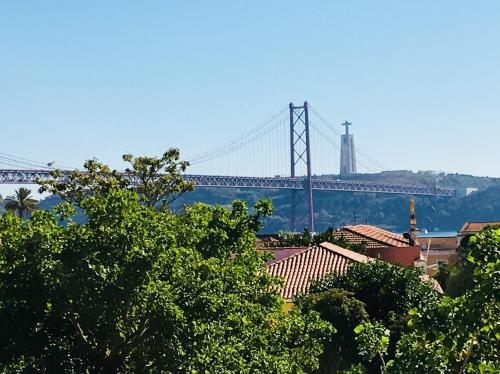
[354,324,364,334]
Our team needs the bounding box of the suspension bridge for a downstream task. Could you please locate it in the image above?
[0,102,455,231]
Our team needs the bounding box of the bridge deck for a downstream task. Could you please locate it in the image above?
[0,169,455,197]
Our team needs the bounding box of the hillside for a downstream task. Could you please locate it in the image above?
[324,170,500,189]
[35,171,500,234]
[173,171,500,233]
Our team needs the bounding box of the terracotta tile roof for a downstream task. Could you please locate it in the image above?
[419,237,458,251]
[259,247,310,264]
[459,221,500,235]
[334,224,415,248]
[266,242,371,300]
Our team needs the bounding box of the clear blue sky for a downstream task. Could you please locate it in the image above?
[1,1,499,196]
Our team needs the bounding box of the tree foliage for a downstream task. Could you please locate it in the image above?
[435,227,499,297]
[298,288,368,372]
[0,154,330,373]
[311,260,440,325]
[338,228,500,373]
[4,187,38,218]
[122,150,194,208]
[307,260,440,372]
[354,321,390,373]
[38,148,194,208]
[388,228,500,373]
[170,175,500,233]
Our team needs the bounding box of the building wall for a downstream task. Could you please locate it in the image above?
[419,236,458,274]
[423,249,458,275]
[367,246,421,267]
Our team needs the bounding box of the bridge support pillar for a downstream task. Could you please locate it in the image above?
[290,189,297,231]
[289,101,314,232]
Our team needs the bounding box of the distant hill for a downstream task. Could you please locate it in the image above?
[172,171,500,233]
[37,171,500,234]
[322,170,500,190]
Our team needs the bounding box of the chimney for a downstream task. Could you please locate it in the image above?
[409,199,417,245]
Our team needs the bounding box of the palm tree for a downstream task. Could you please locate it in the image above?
[4,187,38,218]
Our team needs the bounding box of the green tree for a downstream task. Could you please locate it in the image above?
[38,148,194,209]
[122,149,194,208]
[353,321,390,373]
[4,187,38,218]
[311,260,440,326]
[433,234,476,297]
[434,227,499,297]
[0,154,330,373]
[308,260,440,372]
[298,288,369,372]
[388,228,500,373]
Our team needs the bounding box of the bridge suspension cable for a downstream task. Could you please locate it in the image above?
[0,101,457,217]
[185,107,290,177]
[186,107,288,166]
[0,152,74,171]
[309,121,380,174]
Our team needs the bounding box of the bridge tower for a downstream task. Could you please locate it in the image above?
[289,101,314,232]
[340,121,357,176]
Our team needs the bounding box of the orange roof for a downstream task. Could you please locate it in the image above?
[334,224,415,248]
[459,221,500,235]
[260,247,310,264]
[266,242,371,300]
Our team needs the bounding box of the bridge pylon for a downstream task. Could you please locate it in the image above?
[289,101,314,232]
